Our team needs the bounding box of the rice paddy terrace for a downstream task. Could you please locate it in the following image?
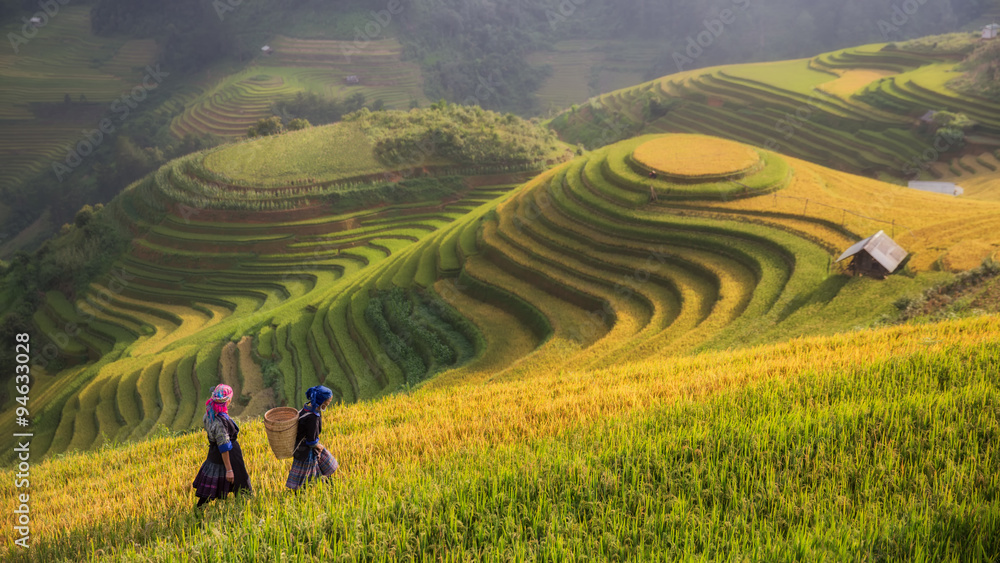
[0,7,160,190]
[169,37,427,139]
[526,40,661,114]
[550,38,1000,185]
[9,131,1000,469]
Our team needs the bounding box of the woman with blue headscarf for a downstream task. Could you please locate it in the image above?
[286,385,339,490]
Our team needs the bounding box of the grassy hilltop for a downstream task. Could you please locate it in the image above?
[3,121,1000,559]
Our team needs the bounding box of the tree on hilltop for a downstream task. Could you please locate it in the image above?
[287,118,311,131]
[247,116,284,138]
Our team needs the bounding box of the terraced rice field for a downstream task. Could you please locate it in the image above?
[169,37,427,139]
[527,41,659,114]
[7,130,1000,559]
[550,43,1000,184]
[928,150,1000,201]
[0,7,160,187]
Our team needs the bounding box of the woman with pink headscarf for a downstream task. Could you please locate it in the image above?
[191,384,253,507]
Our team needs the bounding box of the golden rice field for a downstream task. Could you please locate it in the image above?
[2,314,999,560]
[815,68,899,98]
[692,154,1000,271]
[632,135,760,178]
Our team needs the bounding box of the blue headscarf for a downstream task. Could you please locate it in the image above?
[304,385,333,414]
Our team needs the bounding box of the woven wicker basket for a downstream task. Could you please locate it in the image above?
[263,407,300,459]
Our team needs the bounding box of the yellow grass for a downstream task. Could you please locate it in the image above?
[5,313,1000,545]
[701,156,1000,271]
[934,153,1000,201]
[632,136,759,178]
[817,69,897,98]
[421,279,538,387]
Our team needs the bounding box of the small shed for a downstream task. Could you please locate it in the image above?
[261,45,273,54]
[836,230,908,279]
[29,16,42,25]
[983,23,999,40]
[345,75,360,85]
[919,110,937,123]
[908,181,963,196]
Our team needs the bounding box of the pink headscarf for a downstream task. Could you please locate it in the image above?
[205,384,233,420]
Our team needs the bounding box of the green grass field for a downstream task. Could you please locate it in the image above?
[200,121,390,184]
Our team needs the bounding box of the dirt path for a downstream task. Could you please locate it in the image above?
[237,336,275,417]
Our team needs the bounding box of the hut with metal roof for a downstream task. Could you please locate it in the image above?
[836,230,908,279]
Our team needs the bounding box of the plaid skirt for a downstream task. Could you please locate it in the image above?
[192,441,252,500]
[286,449,338,490]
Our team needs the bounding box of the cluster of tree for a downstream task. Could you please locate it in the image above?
[90,0,238,73]
[345,102,556,166]
[246,115,310,138]
[271,91,375,126]
[1,125,218,253]
[953,39,1000,101]
[0,204,130,378]
[364,288,469,386]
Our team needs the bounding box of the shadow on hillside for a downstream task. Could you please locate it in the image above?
[775,274,852,323]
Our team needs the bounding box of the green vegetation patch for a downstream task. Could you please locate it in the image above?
[346,103,563,167]
[364,288,477,387]
[201,121,385,185]
[722,58,837,96]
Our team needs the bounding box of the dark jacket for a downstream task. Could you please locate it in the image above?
[292,409,322,461]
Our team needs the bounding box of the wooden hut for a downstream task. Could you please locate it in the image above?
[261,45,274,55]
[983,23,999,40]
[836,230,908,279]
